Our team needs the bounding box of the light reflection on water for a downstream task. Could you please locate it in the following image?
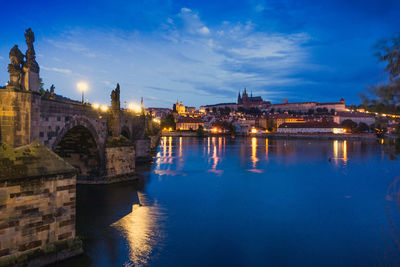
[333,140,348,165]
[68,137,400,267]
[158,137,354,175]
[111,192,165,267]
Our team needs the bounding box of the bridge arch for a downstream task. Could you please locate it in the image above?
[52,117,105,180]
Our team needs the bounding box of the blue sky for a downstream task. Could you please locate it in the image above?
[0,0,399,108]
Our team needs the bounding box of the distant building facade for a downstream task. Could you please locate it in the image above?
[271,98,346,113]
[333,112,375,125]
[199,103,238,113]
[176,117,204,130]
[268,114,305,129]
[146,107,171,119]
[277,121,344,134]
[174,100,197,116]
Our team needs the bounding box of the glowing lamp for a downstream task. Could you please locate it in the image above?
[77,82,88,103]
[128,103,141,113]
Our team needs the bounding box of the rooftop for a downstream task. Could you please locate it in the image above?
[335,111,375,118]
[177,117,204,123]
[279,121,341,129]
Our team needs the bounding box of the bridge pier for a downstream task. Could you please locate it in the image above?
[0,28,158,266]
[0,141,83,266]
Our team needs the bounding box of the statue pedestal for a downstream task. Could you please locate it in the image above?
[23,69,40,92]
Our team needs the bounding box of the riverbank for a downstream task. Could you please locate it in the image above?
[162,131,378,140]
[260,132,378,140]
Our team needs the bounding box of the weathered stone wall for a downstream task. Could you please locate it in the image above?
[105,146,135,178]
[0,142,82,266]
[30,93,41,145]
[0,173,77,259]
[135,139,151,162]
[120,112,146,141]
[38,99,107,151]
[150,135,161,152]
[0,90,32,147]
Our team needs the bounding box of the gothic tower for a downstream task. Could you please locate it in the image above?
[237,91,242,104]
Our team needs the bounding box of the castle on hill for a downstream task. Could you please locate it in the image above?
[199,88,346,113]
[237,88,269,108]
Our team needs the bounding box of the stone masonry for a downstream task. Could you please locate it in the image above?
[104,136,135,182]
[0,141,82,266]
[0,29,152,184]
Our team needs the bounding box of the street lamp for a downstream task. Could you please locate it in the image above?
[77,82,88,104]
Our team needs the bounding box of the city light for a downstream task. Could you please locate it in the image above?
[92,103,100,109]
[333,128,345,134]
[128,103,141,113]
[100,105,109,112]
[77,82,88,103]
[251,128,257,134]
[153,118,161,124]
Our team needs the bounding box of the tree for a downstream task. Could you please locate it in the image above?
[196,125,205,137]
[213,120,235,134]
[357,122,369,133]
[341,119,358,132]
[39,78,45,96]
[371,117,388,137]
[160,113,176,130]
[267,118,275,132]
[361,34,400,111]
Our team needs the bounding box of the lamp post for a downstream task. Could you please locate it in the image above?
[77,82,88,104]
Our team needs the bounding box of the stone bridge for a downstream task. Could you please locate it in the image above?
[0,29,152,184]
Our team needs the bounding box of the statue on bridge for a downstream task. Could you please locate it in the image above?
[111,83,120,110]
[110,83,121,137]
[7,45,24,90]
[24,28,39,73]
[50,84,55,100]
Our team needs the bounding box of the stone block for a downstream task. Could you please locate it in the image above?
[0,142,81,265]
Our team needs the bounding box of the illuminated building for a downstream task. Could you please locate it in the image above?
[176,117,204,130]
[277,121,345,134]
[271,98,346,113]
[333,111,375,125]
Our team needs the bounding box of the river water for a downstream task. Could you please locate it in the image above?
[66,137,400,266]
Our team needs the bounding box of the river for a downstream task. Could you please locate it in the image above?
[62,137,400,266]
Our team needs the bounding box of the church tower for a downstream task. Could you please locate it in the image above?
[242,88,248,102]
[237,91,242,104]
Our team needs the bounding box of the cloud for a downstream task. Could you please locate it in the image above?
[198,26,210,35]
[181,7,192,13]
[41,66,72,74]
[29,7,317,107]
